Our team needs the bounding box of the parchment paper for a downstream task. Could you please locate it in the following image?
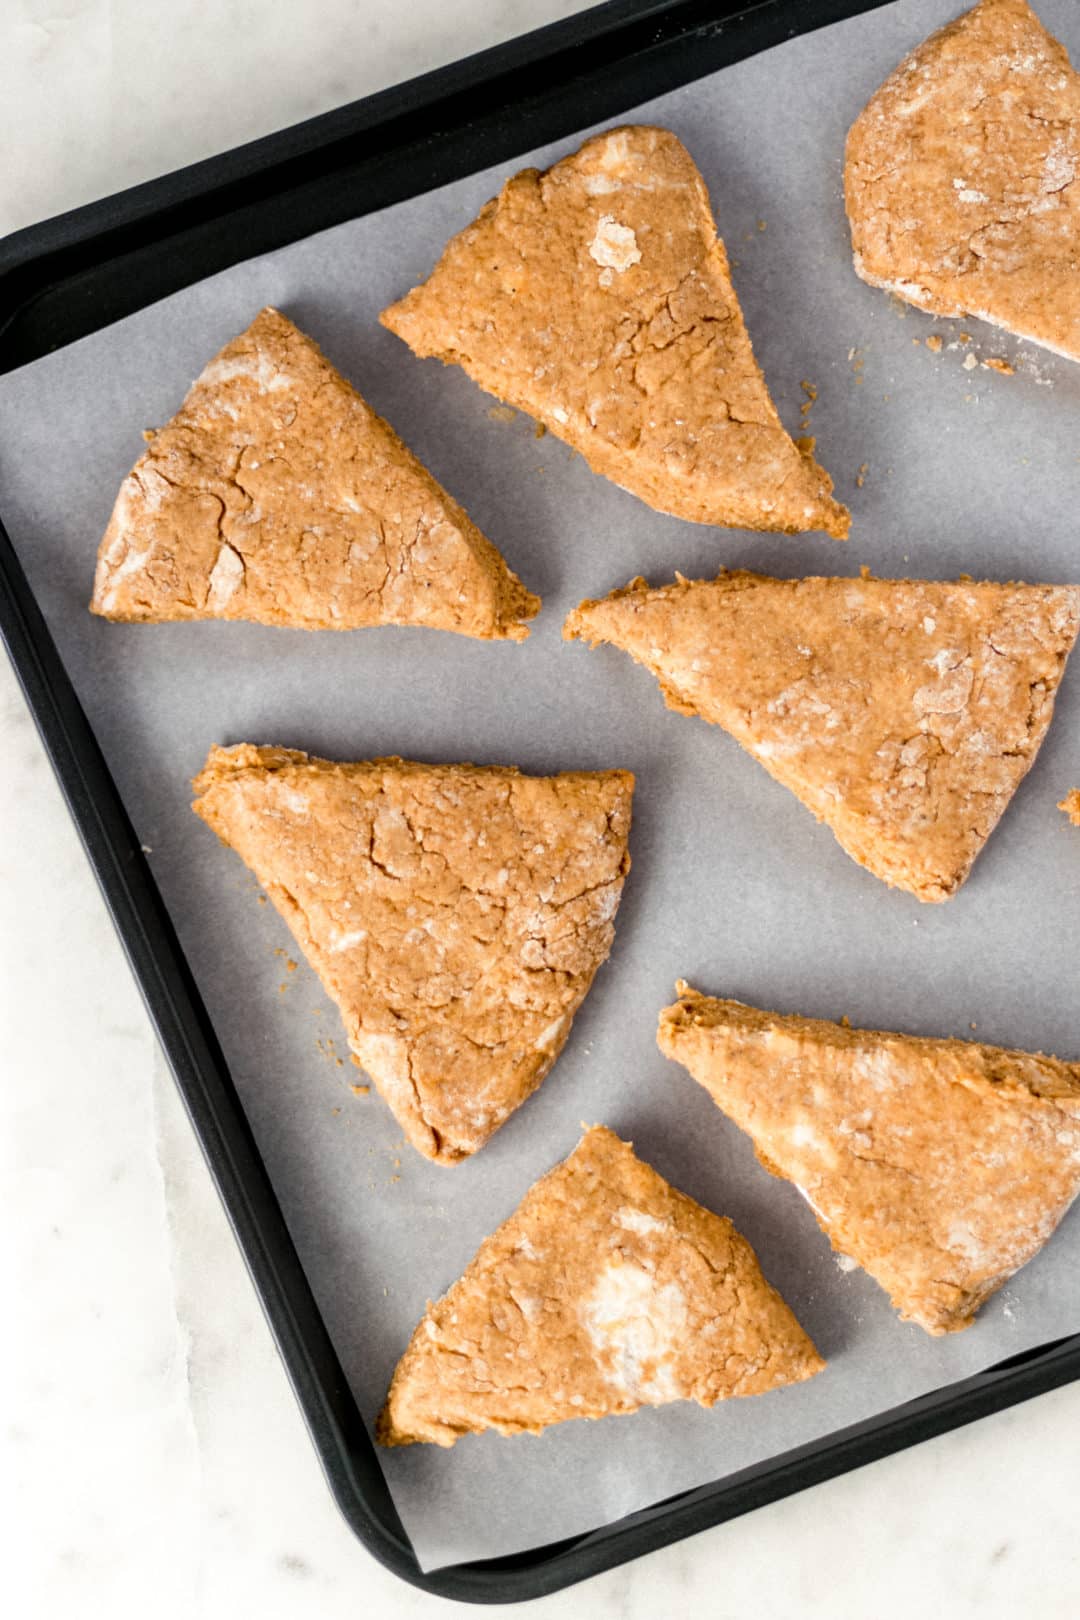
[2,0,1078,1571]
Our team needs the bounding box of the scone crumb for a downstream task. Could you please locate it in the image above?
[1059,789,1080,827]
[982,357,1014,375]
[799,379,818,433]
[925,335,943,353]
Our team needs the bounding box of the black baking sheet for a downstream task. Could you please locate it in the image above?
[2,0,1078,1600]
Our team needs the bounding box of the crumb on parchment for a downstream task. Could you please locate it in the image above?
[799,380,817,436]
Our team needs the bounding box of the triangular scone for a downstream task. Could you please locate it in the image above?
[378,1125,823,1446]
[658,986,1080,1335]
[845,0,1080,361]
[192,746,632,1162]
[91,307,539,638]
[565,571,1080,902]
[381,126,849,538]
[1060,789,1080,825]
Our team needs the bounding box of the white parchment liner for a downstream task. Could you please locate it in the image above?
[1,0,1077,1569]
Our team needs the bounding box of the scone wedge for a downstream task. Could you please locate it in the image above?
[378,1125,824,1446]
[192,747,632,1162]
[92,307,539,638]
[565,570,1080,901]
[658,986,1080,1335]
[845,0,1080,361]
[382,125,849,538]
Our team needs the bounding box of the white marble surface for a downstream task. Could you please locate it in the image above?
[5,3,1080,1615]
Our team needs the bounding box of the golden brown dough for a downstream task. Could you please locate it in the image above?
[192,746,632,1162]
[382,126,849,538]
[92,307,539,638]
[378,1125,824,1446]
[565,570,1080,902]
[845,0,1080,361]
[658,986,1080,1335]
[1060,788,1080,825]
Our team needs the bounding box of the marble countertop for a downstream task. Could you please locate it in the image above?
[6,3,1080,1615]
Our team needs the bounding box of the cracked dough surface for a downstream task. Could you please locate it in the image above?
[845,0,1080,360]
[91,307,539,638]
[381,125,849,538]
[565,570,1080,902]
[658,986,1080,1335]
[378,1125,823,1446]
[192,746,632,1163]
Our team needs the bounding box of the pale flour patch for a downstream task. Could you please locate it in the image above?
[614,1207,668,1238]
[581,1262,687,1402]
[588,216,642,273]
[205,544,245,611]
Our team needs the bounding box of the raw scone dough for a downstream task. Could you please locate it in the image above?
[382,125,849,538]
[565,570,1080,902]
[658,986,1080,1335]
[192,746,632,1162]
[378,1125,824,1446]
[845,0,1080,361]
[92,307,539,638]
